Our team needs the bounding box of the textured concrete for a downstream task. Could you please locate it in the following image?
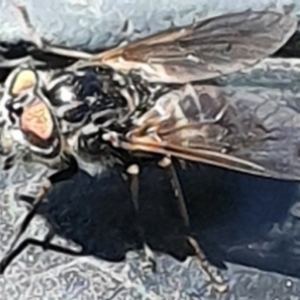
[0,0,299,50]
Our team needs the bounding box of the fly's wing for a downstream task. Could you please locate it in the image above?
[13,7,297,83]
[87,10,297,84]
[116,84,300,181]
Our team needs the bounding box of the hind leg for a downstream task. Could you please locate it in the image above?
[159,157,228,293]
[126,164,156,271]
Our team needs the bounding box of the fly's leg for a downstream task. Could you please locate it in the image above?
[158,157,228,293]
[0,179,51,274]
[11,4,93,60]
[0,157,78,274]
[126,164,156,272]
[0,228,83,273]
[0,56,46,68]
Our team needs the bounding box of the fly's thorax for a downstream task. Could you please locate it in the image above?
[45,68,135,158]
[54,67,167,174]
[63,107,127,175]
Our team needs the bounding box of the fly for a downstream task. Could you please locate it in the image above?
[0,5,297,293]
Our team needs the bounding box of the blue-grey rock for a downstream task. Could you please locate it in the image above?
[0,0,299,50]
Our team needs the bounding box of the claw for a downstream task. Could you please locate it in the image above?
[143,243,157,273]
[187,236,228,293]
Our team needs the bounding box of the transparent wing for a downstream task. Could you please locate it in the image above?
[91,11,297,83]
[9,6,297,84]
[13,7,297,84]
[117,84,300,180]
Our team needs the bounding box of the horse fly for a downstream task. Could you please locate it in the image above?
[0,5,297,292]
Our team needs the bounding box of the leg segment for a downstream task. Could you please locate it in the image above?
[159,157,228,293]
[0,179,51,274]
[0,157,78,273]
[126,164,156,271]
[0,56,46,69]
[12,4,93,60]
[0,228,83,273]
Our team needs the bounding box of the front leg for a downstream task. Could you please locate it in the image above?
[0,157,78,274]
[0,178,51,274]
[0,227,83,273]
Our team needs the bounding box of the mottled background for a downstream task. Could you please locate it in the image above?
[0,0,299,50]
[1,0,300,299]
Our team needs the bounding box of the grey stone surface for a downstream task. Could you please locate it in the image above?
[1,58,300,299]
[0,0,299,50]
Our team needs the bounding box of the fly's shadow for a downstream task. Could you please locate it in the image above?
[7,162,299,279]
[41,165,192,263]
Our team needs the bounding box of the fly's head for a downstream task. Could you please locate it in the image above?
[0,65,145,176]
[0,66,67,171]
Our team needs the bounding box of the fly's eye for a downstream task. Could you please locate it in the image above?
[21,101,54,141]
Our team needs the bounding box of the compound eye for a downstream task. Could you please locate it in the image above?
[21,100,54,141]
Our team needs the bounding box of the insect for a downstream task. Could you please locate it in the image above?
[0,6,297,292]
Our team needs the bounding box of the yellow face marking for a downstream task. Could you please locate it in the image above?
[21,100,54,140]
[11,70,37,95]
